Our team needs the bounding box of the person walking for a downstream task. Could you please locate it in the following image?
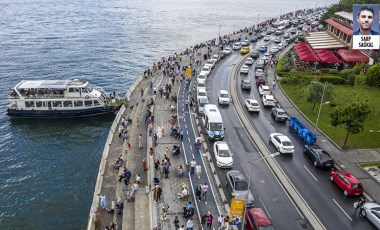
[185,98,189,111]
[164,163,170,179]
[99,194,107,210]
[142,158,148,172]
[272,79,276,88]
[138,134,143,148]
[190,159,196,174]
[195,185,202,201]
[217,215,225,230]
[207,214,213,229]
[179,129,184,141]
[156,185,163,203]
[202,183,208,204]
[173,216,180,229]
[186,218,193,230]
[118,124,123,138]
[195,164,202,180]
[355,197,366,216]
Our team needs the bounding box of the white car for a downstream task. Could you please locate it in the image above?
[263,35,271,41]
[232,42,242,50]
[223,47,233,54]
[213,141,233,168]
[261,31,267,37]
[218,90,230,105]
[260,56,268,64]
[197,72,207,80]
[258,85,271,95]
[245,99,260,112]
[197,88,208,101]
[360,202,380,229]
[211,54,220,63]
[270,47,279,54]
[240,65,250,74]
[196,78,206,89]
[277,43,285,50]
[255,69,264,77]
[205,59,216,69]
[273,37,281,43]
[200,65,211,77]
[262,94,276,107]
[269,133,295,154]
[245,57,254,65]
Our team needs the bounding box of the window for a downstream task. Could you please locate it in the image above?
[74,100,83,107]
[52,101,62,107]
[36,101,42,107]
[94,100,100,106]
[84,100,93,107]
[64,101,73,107]
[210,122,223,131]
[25,101,35,108]
[235,181,248,191]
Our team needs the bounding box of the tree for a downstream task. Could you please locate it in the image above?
[366,64,380,87]
[307,82,334,111]
[330,102,371,147]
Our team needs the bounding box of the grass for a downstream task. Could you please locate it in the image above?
[281,83,380,149]
[359,163,380,168]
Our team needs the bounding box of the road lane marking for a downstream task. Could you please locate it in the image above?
[259,196,271,219]
[303,165,318,182]
[267,121,275,132]
[333,199,352,221]
[188,137,191,143]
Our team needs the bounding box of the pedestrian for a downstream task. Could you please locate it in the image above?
[195,164,201,179]
[179,225,185,230]
[118,124,123,138]
[152,185,158,202]
[207,214,213,229]
[149,147,154,156]
[195,185,202,201]
[272,79,276,88]
[173,216,180,229]
[164,147,169,157]
[194,138,201,151]
[185,98,189,110]
[123,131,129,142]
[138,134,143,148]
[355,197,366,216]
[201,214,208,225]
[186,218,193,230]
[136,174,141,184]
[190,159,196,174]
[164,163,170,179]
[217,215,224,230]
[127,142,131,150]
[202,183,208,204]
[157,127,163,139]
[142,158,148,172]
[140,87,144,97]
[156,185,162,203]
[179,129,184,141]
[99,194,107,210]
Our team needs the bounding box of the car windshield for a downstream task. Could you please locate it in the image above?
[262,88,269,92]
[351,183,363,189]
[198,83,206,88]
[282,141,293,146]
[235,181,248,191]
[319,153,331,161]
[206,60,213,64]
[198,91,206,96]
[220,93,228,98]
[277,111,285,115]
[202,67,209,71]
[218,149,231,157]
[251,102,259,106]
[210,122,223,131]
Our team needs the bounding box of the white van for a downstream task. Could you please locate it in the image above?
[202,104,224,141]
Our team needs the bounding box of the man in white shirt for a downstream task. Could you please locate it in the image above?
[186,218,193,230]
[190,159,196,174]
[201,183,208,204]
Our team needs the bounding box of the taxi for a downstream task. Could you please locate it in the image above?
[240,46,250,54]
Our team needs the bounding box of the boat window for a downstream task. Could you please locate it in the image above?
[25,101,35,108]
[36,101,43,107]
[94,100,100,106]
[64,101,73,107]
[82,88,91,93]
[68,88,80,93]
[74,100,83,107]
[52,101,63,107]
[84,100,93,107]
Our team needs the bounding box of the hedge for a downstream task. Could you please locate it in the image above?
[319,75,344,84]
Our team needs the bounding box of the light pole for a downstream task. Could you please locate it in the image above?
[218,24,222,47]
[241,152,280,229]
[311,81,329,135]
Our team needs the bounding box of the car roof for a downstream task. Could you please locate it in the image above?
[242,79,251,83]
[198,98,209,103]
[215,141,229,150]
[247,99,258,103]
[228,170,246,181]
[197,78,206,83]
[260,85,270,89]
[219,90,228,94]
[246,208,272,227]
[342,173,361,184]
[198,88,206,93]
[273,108,285,112]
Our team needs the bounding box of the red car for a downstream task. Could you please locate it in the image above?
[330,170,364,196]
[256,76,266,86]
[245,208,274,230]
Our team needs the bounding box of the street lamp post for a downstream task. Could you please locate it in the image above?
[241,152,280,229]
[311,81,329,135]
[218,24,222,47]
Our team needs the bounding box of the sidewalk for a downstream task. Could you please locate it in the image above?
[268,47,380,203]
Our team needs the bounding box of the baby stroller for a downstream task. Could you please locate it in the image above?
[172,145,181,157]
[153,177,160,186]
[183,207,194,218]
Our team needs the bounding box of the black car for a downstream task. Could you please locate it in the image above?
[250,36,258,42]
[303,145,335,169]
[250,50,259,58]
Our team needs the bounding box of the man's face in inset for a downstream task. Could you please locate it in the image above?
[357,10,374,31]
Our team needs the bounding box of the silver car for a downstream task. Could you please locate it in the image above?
[226,170,254,207]
[360,202,380,229]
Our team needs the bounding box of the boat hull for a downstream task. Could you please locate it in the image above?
[7,106,120,118]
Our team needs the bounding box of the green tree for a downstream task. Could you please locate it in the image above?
[366,64,380,87]
[307,82,334,110]
[330,102,371,147]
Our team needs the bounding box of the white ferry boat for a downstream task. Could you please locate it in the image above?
[7,79,123,118]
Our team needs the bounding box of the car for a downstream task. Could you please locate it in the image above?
[197,97,209,115]
[256,76,266,86]
[277,43,284,50]
[205,59,215,69]
[303,145,334,169]
[240,65,250,74]
[240,46,250,54]
[269,133,295,154]
[258,45,267,52]
[245,208,273,230]
[245,99,260,112]
[271,107,288,122]
[260,31,267,37]
[250,50,259,58]
[260,56,268,64]
[226,170,254,207]
[200,65,211,77]
[223,47,233,54]
[263,35,271,41]
[218,51,226,60]
[360,202,380,229]
[257,33,264,39]
[264,52,271,58]
[197,72,207,80]
[266,29,272,35]
[241,40,250,46]
[330,170,364,196]
[255,68,264,78]
[254,63,264,71]
[197,88,208,101]
[196,78,206,89]
[298,24,303,30]
[232,42,242,50]
[262,94,276,107]
[218,90,230,105]
[241,79,251,90]
[211,54,220,63]
[283,33,290,39]
[270,47,279,54]
[290,28,297,34]
[270,28,276,34]
[250,36,258,42]
[245,57,254,65]
[258,85,271,95]
[273,37,281,43]
[213,141,233,168]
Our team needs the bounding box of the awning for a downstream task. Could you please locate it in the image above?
[337,49,369,63]
[314,50,342,64]
[294,42,320,62]
[325,18,352,36]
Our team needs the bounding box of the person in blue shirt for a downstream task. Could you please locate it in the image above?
[187,201,193,210]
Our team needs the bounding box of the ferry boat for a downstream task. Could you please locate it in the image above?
[7,79,123,118]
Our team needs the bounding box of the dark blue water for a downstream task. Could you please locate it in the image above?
[0,0,337,229]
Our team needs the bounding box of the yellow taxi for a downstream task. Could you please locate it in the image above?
[240,46,250,54]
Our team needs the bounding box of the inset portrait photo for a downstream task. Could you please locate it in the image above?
[352,4,379,50]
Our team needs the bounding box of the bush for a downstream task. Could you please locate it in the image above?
[277,72,292,78]
[319,75,344,84]
[348,74,357,85]
[328,69,339,75]
[366,64,380,87]
[275,56,286,73]
[339,69,357,78]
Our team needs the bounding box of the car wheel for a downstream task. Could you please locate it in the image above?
[313,161,318,167]
[344,190,348,196]
[275,117,278,122]
[303,147,307,153]
[360,209,367,217]
[330,176,334,181]
[277,147,281,153]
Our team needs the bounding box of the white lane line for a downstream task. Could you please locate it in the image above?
[267,121,275,132]
[190,145,192,151]
[185,124,187,129]
[258,196,271,219]
[333,199,352,221]
[192,153,195,159]
[186,130,189,135]
[303,165,318,182]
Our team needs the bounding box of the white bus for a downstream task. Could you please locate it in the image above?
[202,104,224,141]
